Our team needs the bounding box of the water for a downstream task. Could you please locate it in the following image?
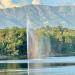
[28,30,75,75]
[28,29,75,74]
[28,30,52,59]
[0,59,28,75]
[29,56,75,75]
[29,56,75,63]
[27,18,75,75]
[0,70,27,75]
[29,66,75,75]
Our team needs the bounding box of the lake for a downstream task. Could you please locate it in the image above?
[0,69,28,75]
[0,59,28,75]
[1,56,75,75]
[29,56,75,75]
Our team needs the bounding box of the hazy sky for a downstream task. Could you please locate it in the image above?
[0,0,75,9]
[13,0,75,6]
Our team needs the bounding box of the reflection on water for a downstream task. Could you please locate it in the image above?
[0,62,28,75]
[29,66,75,75]
[29,57,75,75]
[0,71,27,75]
[0,63,27,69]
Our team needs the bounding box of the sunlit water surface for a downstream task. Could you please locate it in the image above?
[29,56,75,75]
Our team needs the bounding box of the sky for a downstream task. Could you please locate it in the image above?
[12,0,75,6]
[41,0,75,6]
[0,0,75,9]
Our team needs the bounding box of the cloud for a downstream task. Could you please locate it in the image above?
[32,0,40,5]
[1,0,19,8]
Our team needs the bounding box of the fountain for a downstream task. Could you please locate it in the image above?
[27,16,53,75]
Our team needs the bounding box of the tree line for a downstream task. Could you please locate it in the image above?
[0,27,27,58]
[35,26,75,56]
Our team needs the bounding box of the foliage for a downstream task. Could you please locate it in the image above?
[0,27,27,56]
[35,25,75,56]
